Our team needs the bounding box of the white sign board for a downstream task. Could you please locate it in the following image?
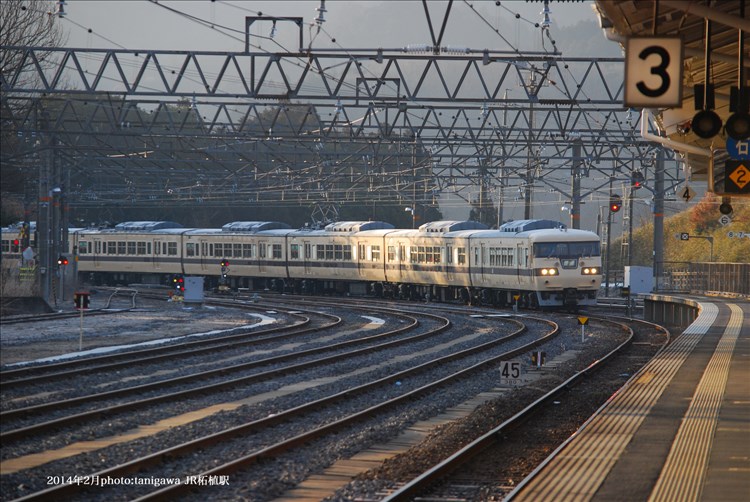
[718,215,732,226]
[625,37,683,108]
[681,185,696,203]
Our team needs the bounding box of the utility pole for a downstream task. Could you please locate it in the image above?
[571,139,582,229]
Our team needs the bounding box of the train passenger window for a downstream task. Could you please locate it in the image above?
[457,247,466,265]
[290,244,300,259]
[79,241,89,254]
[117,241,125,254]
[127,242,136,255]
[259,243,266,258]
[371,245,381,261]
[213,244,223,257]
[316,245,325,260]
[272,244,282,259]
[137,242,147,255]
[358,244,365,261]
[304,243,311,259]
[344,245,352,260]
[186,243,196,257]
[233,243,242,257]
[388,246,396,262]
[167,242,177,256]
[1,240,9,253]
[242,244,253,258]
[446,246,452,264]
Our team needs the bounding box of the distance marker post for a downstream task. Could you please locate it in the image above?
[577,316,589,342]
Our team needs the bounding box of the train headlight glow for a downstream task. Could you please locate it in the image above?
[582,267,599,275]
[539,268,558,276]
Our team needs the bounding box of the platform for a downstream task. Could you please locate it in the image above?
[509,297,750,502]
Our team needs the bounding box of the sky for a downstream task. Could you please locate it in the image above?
[58,1,610,56]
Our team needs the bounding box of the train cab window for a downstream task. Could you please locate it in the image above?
[79,241,89,254]
[167,242,177,256]
[186,243,196,257]
[387,246,397,262]
[457,247,466,265]
[272,244,282,259]
[290,244,300,259]
[371,245,381,262]
[137,242,147,255]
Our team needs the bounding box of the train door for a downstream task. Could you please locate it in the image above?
[480,243,486,283]
[357,242,366,277]
[445,245,454,282]
[93,238,102,267]
[258,241,267,273]
[398,243,406,281]
[304,242,311,274]
[200,240,209,272]
[153,238,162,269]
[516,243,524,284]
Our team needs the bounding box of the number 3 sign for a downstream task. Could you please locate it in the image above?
[625,37,683,108]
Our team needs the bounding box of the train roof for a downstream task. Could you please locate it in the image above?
[324,221,395,232]
[221,221,291,232]
[499,219,566,233]
[419,220,489,233]
[113,221,184,231]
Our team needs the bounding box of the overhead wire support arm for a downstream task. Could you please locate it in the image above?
[245,16,304,53]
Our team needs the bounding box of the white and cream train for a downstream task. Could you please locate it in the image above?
[60,218,602,309]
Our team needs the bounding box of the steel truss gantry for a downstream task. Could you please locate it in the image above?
[1,44,682,223]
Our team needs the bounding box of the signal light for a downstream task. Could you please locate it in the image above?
[691,109,722,139]
[220,259,229,267]
[609,195,622,213]
[57,255,69,266]
[726,112,750,141]
[631,171,644,190]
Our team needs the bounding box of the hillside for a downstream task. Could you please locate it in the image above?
[609,193,750,268]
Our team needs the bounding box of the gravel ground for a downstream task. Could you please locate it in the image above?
[0,291,268,367]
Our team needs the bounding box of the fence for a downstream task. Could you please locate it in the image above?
[657,262,750,296]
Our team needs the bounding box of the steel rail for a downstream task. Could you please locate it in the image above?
[381,316,636,501]
[1,311,422,440]
[14,315,551,501]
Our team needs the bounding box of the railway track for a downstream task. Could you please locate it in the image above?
[373,316,669,501]
[0,307,426,441]
[3,304,557,501]
[0,298,321,387]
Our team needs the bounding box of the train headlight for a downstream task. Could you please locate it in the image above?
[538,268,558,276]
[582,267,599,275]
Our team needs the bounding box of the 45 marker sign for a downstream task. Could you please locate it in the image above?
[625,37,683,108]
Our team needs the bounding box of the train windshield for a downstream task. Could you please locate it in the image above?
[533,241,600,259]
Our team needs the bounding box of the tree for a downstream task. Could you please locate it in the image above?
[1,0,66,225]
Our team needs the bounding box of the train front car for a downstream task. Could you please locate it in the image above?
[519,221,602,310]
